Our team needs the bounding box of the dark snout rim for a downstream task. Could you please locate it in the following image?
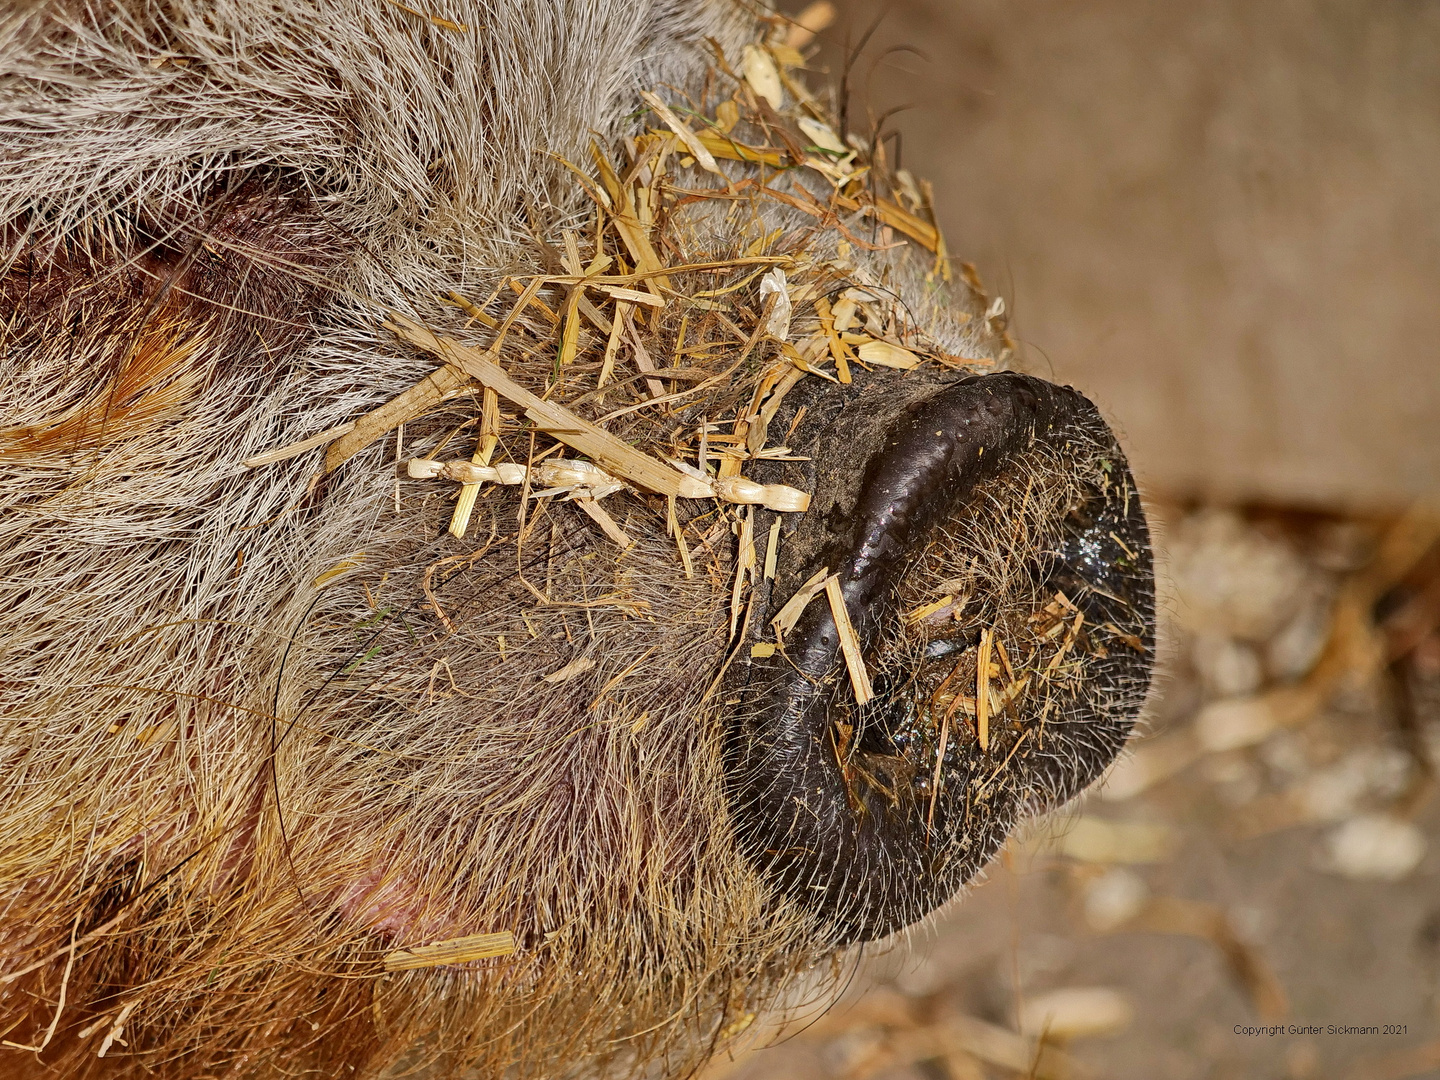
[725,373,1156,944]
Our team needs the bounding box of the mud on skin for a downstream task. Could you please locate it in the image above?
[0,2,1154,1077]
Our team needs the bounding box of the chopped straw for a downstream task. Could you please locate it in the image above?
[771,566,829,642]
[976,628,994,752]
[387,314,694,497]
[448,386,500,539]
[825,576,874,706]
[382,931,516,973]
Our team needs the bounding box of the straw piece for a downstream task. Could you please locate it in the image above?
[665,496,693,577]
[826,576,874,706]
[598,299,629,391]
[508,278,560,324]
[730,509,756,640]
[329,280,546,470]
[544,656,596,684]
[857,340,922,370]
[639,90,722,176]
[575,496,633,549]
[814,296,852,384]
[904,594,956,625]
[918,176,953,282]
[383,931,516,973]
[621,310,667,398]
[976,628,994,752]
[927,707,950,835]
[771,566,830,641]
[312,554,366,590]
[594,284,664,308]
[445,289,499,329]
[711,475,810,513]
[833,193,940,252]
[325,365,469,472]
[693,131,786,168]
[741,44,783,109]
[589,143,669,298]
[243,421,356,468]
[385,0,469,33]
[543,257,791,286]
[387,313,688,497]
[557,287,582,366]
[449,387,501,539]
[763,519,781,579]
[784,1,836,50]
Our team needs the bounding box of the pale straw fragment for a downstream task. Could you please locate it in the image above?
[598,299,629,391]
[976,628,994,752]
[387,314,688,496]
[730,508,756,640]
[448,386,500,539]
[825,576,874,706]
[326,282,541,471]
[594,284,664,308]
[621,309,667,398]
[382,931,516,973]
[574,497,634,549]
[856,339,922,370]
[763,519,781,579]
[639,90,722,176]
[411,454,807,512]
[660,496,691,576]
[770,566,829,642]
[242,421,356,469]
[544,657,597,684]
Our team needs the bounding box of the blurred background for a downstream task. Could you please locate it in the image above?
[711,3,1440,1078]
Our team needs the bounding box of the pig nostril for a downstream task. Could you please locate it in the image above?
[726,373,1156,944]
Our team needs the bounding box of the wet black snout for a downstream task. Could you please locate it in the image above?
[727,371,1155,943]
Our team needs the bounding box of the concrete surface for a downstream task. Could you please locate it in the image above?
[807,0,1440,511]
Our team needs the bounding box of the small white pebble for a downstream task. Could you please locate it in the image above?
[1322,814,1426,881]
[1192,633,1264,698]
[1056,817,1176,864]
[1019,987,1134,1039]
[1194,696,1277,753]
[1083,868,1150,931]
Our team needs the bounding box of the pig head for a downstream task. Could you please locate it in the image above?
[0,1,1154,1077]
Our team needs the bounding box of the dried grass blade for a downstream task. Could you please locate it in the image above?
[667,495,694,577]
[832,193,940,252]
[694,130,785,168]
[639,90,722,176]
[622,310,667,397]
[976,627,994,752]
[387,313,688,496]
[558,286,582,366]
[598,299,629,391]
[325,365,469,472]
[595,284,665,308]
[244,421,356,469]
[445,289,499,329]
[771,566,830,642]
[730,508,756,639]
[763,519,781,579]
[826,576,875,706]
[383,931,516,973]
[449,387,500,539]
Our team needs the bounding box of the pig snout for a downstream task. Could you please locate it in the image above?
[730,370,1153,942]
